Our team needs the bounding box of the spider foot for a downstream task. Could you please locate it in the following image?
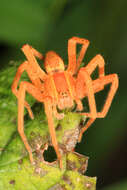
[28,108,34,120]
[78,132,83,143]
[24,101,34,119]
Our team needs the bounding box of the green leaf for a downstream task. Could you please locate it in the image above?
[0,108,84,166]
[0,62,36,151]
[0,153,96,190]
[0,61,97,189]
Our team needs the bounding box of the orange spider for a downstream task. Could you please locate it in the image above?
[11,37,118,169]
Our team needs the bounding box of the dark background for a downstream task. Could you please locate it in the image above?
[0,1,127,189]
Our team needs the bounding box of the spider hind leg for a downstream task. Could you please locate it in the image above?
[76,56,118,142]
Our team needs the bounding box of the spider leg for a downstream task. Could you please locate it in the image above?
[77,68,97,117]
[76,54,106,99]
[22,44,47,80]
[85,54,105,77]
[67,37,89,75]
[78,55,118,117]
[18,81,46,164]
[95,74,119,118]
[12,61,34,119]
[78,74,118,141]
[29,45,44,60]
[44,99,62,169]
[76,68,97,142]
[76,54,118,142]
[78,118,95,142]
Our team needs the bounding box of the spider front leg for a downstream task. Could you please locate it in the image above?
[67,37,89,75]
[28,45,44,60]
[44,99,63,169]
[85,54,105,78]
[18,81,45,164]
[76,55,106,100]
[21,44,47,81]
[12,61,34,119]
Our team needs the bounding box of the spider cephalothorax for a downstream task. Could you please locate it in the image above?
[12,37,118,169]
[44,51,64,74]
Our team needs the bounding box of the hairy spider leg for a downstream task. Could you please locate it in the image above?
[12,62,62,168]
[29,45,44,60]
[22,44,47,81]
[76,55,105,99]
[76,55,106,142]
[12,44,48,118]
[11,60,45,119]
[78,74,118,142]
[12,61,34,119]
[67,37,89,75]
[13,45,65,168]
[76,55,118,142]
[78,68,98,117]
[95,74,118,118]
[44,99,62,169]
[18,81,46,163]
[77,68,97,142]
[85,54,105,77]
